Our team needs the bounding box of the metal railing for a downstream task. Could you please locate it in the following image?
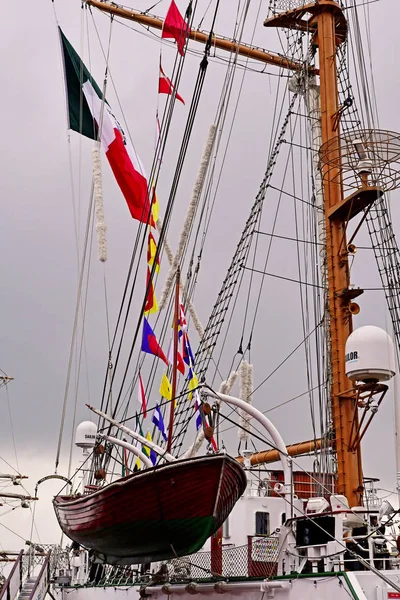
[22,545,66,579]
[0,550,23,600]
[26,554,50,600]
[182,537,280,580]
[86,536,280,586]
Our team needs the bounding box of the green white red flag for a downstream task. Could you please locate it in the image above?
[59,27,151,223]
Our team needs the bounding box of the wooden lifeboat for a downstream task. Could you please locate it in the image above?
[53,453,246,564]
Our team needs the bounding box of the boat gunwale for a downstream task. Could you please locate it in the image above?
[53,452,246,509]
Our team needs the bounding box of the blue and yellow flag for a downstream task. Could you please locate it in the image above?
[187,368,199,400]
[143,431,157,466]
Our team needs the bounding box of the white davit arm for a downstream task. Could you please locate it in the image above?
[103,435,153,469]
[86,404,176,462]
[202,388,292,496]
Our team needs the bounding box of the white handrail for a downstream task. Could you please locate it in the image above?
[202,388,291,495]
[103,435,153,468]
[86,404,176,462]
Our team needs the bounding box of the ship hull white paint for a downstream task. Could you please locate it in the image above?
[53,570,400,600]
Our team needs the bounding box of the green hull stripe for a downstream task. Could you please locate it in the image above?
[79,516,216,560]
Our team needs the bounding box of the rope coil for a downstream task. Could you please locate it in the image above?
[92,145,108,263]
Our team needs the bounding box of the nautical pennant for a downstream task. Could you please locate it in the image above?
[182,332,195,367]
[144,268,159,315]
[134,413,145,470]
[167,337,185,375]
[148,231,161,273]
[162,0,190,56]
[122,444,130,476]
[178,303,187,339]
[150,182,160,225]
[143,432,157,466]
[152,404,168,441]
[141,317,168,365]
[159,372,172,400]
[159,63,185,104]
[137,372,147,418]
[187,367,199,400]
[194,391,202,431]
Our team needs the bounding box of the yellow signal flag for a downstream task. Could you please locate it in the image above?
[188,369,199,400]
[143,432,152,458]
[144,268,159,316]
[151,184,160,225]
[159,372,172,400]
[148,232,160,273]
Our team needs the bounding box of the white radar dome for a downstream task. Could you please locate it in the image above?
[75,421,97,448]
[345,325,395,383]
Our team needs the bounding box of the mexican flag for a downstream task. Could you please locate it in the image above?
[59,28,150,223]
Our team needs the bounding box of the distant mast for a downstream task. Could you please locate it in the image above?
[0,374,13,388]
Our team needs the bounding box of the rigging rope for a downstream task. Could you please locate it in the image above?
[88,3,195,434]
[171,92,300,455]
[5,386,19,474]
[107,2,212,425]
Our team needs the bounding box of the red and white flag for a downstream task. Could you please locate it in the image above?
[167,337,185,375]
[159,64,185,104]
[82,80,151,223]
[162,0,190,56]
[137,372,147,418]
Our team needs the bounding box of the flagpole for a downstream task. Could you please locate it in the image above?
[167,267,180,452]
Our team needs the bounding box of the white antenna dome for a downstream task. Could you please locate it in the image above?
[345,326,395,383]
[75,421,97,448]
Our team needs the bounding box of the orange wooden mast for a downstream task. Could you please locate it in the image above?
[265,0,363,506]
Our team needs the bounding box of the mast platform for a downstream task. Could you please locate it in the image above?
[327,186,384,221]
[264,0,347,46]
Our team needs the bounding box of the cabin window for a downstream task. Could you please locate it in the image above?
[222,518,230,539]
[255,511,269,536]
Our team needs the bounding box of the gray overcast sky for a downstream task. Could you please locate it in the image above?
[1,0,400,550]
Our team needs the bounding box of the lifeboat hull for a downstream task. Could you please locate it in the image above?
[53,453,246,564]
